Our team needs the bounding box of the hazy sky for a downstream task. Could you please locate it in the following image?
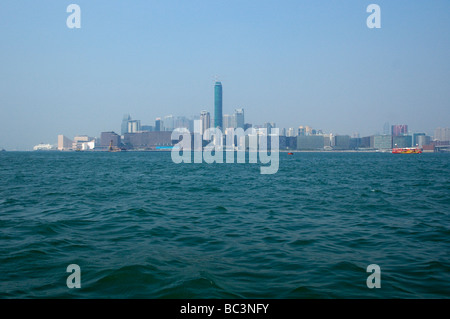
[1,0,449,150]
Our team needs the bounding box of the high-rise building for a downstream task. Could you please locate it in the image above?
[393,135,412,148]
[214,81,223,129]
[383,122,390,135]
[298,126,306,136]
[297,135,324,150]
[223,114,235,129]
[417,135,431,147]
[391,124,408,136]
[334,135,351,150]
[234,108,244,129]
[155,118,162,131]
[264,122,274,135]
[57,135,73,151]
[434,127,450,141]
[174,116,190,130]
[164,115,174,131]
[373,135,392,150]
[412,133,426,146]
[200,111,210,134]
[121,114,131,135]
[141,125,154,132]
[128,120,141,133]
[287,128,296,137]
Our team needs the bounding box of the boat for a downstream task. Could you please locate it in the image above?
[287,152,294,155]
[392,147,422,154]
[108,140,124,152]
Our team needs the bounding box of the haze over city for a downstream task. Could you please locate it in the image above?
[1,0,449,150]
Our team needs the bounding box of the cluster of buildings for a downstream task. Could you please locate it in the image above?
[49,81,450,152]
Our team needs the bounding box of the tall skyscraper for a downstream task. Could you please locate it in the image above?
[383,122,390,135]
[163,115,174,131]
[127,120,141,133]
[214,81,223,130]
[223,114,235,129]
[234,108,244,129]
[155,118,162,131]
[121,114,131,135]
[200,111,210,134]
[391,124,408,136]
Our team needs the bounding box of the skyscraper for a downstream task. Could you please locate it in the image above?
[391,124,408,136]
[234,108,244,129]
[127,120,141,133]
[434,127,450,141]
[163,115,174,131]
[383,122,390,135]
[214,81,223,130]
[223,114,235,129]
[121,114,131,135]
[200,111,210,134]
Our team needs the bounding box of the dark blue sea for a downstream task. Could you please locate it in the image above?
[0,151,449,298]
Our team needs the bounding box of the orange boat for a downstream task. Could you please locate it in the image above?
[392,147,422,154]
[287,152,294,155]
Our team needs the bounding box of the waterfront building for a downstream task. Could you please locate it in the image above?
[334,135,351,150]
[434,127,450,142]
[72,135,95,151]
[100,131,121,148]
[373,135,392,150]
[297,135,324,150]
[57,135,73,151]
[124,131,174,149]
[417,135,431,147]
[393,135,412,148]
[412,133,426,146]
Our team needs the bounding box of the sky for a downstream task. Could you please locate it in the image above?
[0,0,449,150]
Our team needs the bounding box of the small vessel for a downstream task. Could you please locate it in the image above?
[392,147,422,154]
[108,140,123,152]
[287,152,294,155]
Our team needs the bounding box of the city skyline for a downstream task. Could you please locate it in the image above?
[4,77,450,151]
[1,1,450,150]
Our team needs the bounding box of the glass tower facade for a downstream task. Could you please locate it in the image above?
[121,114,131,135]
[214,81,223,129]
